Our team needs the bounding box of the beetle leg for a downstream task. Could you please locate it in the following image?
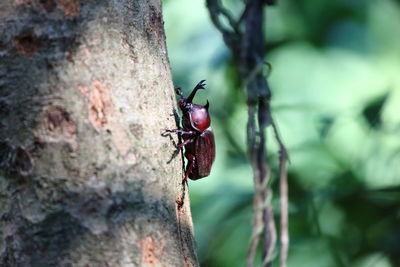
[187,80,206,103]
[177,130,195,136]
[164,129,195,136]
[178,138,194,148]
[166,137,194,164]
[184,154,196,182]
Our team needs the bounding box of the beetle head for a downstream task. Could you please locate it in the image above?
[176,80,210,131]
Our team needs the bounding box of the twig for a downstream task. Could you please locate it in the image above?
[206,0,241,54]
[241,1,276,266]
[207,0,288,266]
[271,120,289,267]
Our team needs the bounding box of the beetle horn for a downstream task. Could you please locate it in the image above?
[187,80,206,103]
[205,100,209,110]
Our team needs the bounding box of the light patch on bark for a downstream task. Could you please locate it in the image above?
[88,80,113,129]
[80,80,133,156]
[139,236,163,267]
[109,119,133,156]
[124,151,137,165]
[77,84,90,98]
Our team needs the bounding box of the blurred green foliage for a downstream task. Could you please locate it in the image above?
[164,0,400,266]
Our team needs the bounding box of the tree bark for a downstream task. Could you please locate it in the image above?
[0,0,198,266]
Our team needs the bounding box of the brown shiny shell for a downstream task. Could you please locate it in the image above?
[187,129,215,180]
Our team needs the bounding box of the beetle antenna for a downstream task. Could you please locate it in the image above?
[187,80,206,103]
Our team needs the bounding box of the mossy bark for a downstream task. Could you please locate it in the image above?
[0,0,198,266]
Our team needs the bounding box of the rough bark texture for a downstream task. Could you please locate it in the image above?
[0,0,198,266]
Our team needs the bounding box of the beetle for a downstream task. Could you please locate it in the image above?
[167,80,215,182]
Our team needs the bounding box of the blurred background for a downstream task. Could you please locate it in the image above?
[164,0,400,266]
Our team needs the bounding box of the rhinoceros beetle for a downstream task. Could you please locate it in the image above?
[167,80,215,181]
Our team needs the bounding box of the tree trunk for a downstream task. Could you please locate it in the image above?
[0,0,198,266]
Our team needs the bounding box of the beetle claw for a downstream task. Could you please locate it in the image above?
[161,129,171,137]
[195,80,206,90]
